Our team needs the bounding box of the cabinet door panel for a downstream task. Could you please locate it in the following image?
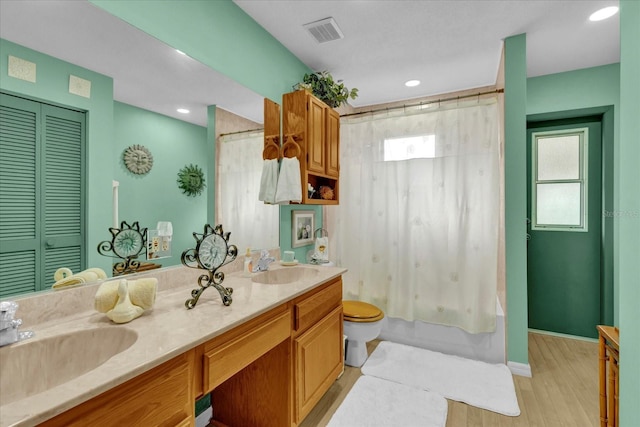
[294,306,343,423]
[325,108,340,178]
[307,97,325,175]
[42,351,195,427]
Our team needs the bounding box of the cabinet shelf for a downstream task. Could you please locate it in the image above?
[282,90,340,205]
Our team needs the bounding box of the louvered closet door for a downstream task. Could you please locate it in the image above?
[42,105,85,288]
[0,95,41,296]
[0,94,85,297]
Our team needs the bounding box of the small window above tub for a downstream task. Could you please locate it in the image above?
[384,134,436,161]
[531,128,588,232]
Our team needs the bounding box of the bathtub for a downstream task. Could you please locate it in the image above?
[378,298,506,364]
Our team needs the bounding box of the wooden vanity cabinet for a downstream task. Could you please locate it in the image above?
[292,278,344,424]
[283,90,340,204]
[40,278,343,427]
[42,349,197,427]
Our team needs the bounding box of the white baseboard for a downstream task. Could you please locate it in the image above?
[507,361,532,377]
[196,407,212,427]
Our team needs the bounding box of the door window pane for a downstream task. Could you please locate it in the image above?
[537,135,580,180]
[536,183,582,226]
[532,128,587,231]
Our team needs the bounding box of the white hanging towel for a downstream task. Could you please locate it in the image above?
[258,158,279,204]
[275,157,302,203]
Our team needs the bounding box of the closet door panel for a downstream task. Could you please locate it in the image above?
[42,106,85,288]
[0,95,41,296]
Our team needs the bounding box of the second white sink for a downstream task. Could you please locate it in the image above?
[252,266,320,284]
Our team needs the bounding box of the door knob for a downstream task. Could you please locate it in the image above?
[45,240,55,248]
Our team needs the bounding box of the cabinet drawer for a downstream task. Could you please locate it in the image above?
[295,278,342,333]
[203,310,290,393]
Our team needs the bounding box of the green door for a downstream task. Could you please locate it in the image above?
[0,93,85,297]
[526,117,602,339]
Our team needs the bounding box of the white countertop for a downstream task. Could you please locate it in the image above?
[0,263,346,427]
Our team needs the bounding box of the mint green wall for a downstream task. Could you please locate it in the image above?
[527,64,619,327]
[503,34,529,365]
[113,102,208,267]
[89,0,311,103]
[619,1,640,423]
[279,206,323,262]
[90,0,314,252]
[0,38,113,274]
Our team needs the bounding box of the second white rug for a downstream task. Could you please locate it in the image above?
[362,341,520,416]
[327,375,448,427]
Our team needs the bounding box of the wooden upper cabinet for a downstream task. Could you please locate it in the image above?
[307,97,326,175]
[325,108,340,178]
[282,90,340,205]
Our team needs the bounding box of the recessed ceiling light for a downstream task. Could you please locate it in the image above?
[589,6,618,21]
[177,108,190,114]
[405,80,421,87]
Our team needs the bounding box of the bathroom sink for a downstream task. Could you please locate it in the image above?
[252,266,319,284]
[0,327,138,405]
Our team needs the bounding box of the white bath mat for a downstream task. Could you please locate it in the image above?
[362,341,520,416]
[327,375,447,427]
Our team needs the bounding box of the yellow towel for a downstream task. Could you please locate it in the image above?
[105,280,145,324]
[94,277,158,313]
[52,267,107,289]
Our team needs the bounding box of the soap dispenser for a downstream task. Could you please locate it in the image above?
[243,248,252,277]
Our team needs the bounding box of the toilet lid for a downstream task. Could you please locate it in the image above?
[343,300,384,322]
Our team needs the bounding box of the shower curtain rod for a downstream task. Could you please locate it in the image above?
[340,87,504,119]
[219,127,264,138]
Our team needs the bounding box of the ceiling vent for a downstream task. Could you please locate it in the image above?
[303,17,344,44]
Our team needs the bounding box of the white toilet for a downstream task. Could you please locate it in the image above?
[343,300,385,367]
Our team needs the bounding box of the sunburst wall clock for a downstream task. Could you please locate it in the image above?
[123,144,153,175]
[181,224,237,309]
[97,221,148,275]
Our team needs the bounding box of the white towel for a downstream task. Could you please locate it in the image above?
[258,159,279,204]
[275,157,302,203]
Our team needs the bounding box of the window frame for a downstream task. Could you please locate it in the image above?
[531,127,589,232]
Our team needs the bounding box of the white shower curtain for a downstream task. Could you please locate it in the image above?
[217,131,279,252]
[325,98,500,333]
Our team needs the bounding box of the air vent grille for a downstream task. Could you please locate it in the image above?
[303,17,344,44]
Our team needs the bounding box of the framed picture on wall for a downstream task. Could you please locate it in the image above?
[292,210,315,248]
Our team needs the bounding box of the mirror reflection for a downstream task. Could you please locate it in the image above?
[0,1,278,298]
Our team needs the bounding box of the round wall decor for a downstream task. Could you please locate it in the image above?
[177,163,206,197]
[123,144,153,175]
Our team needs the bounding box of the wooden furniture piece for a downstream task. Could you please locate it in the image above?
[292,278,344,423]
[263,98,281,160]
[42,350,197,427]
[597,325,619,427]
[282,90,340,204]
[41,277,344,427]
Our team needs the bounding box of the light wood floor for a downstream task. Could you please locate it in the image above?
[300,332,600,427]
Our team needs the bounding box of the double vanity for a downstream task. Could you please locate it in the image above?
[0,262,346,427]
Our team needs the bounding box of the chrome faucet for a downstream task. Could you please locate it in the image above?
[252,249,275,272]
[0,301,33,347]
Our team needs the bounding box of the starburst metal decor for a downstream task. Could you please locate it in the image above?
[181,224,238,309]
[177,163,206,197]
[98,221,148,276]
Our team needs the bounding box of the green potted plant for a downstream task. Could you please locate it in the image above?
[294,70,358,108]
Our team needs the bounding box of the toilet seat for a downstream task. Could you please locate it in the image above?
[343,300,384,323]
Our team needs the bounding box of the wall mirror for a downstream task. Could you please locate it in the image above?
[0,1,279,297]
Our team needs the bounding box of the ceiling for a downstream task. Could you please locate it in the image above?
[235,0,620,108]
[1,0,620,126]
